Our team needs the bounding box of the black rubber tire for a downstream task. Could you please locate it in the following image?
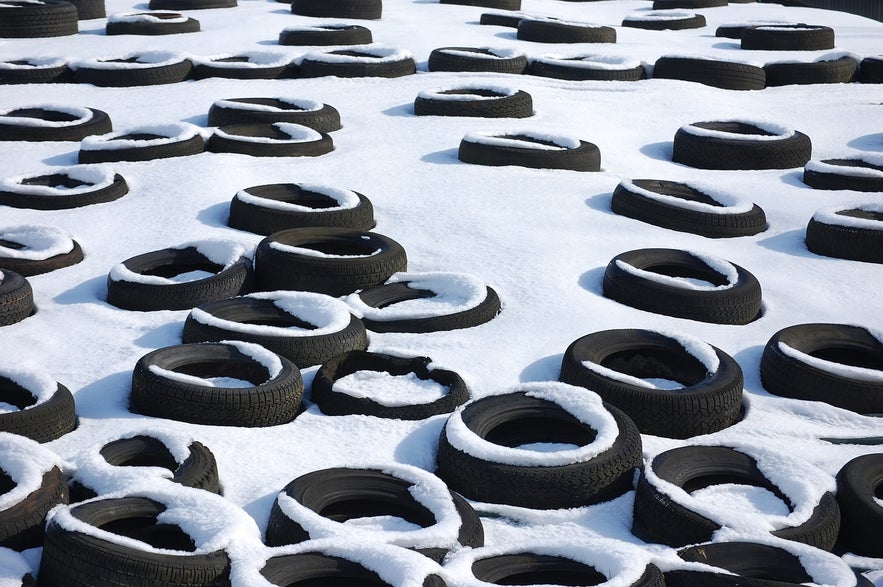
[279,24,372,46]
[148,0,236,8]
[806,207,883,264]
[654,56,765,90]
[291,0,381,19]
[631,445,841,550]
[471,555,664,587]
[0,375,76,442]
[802,158,883,192]
[38,496,232,586]
[0,270,34,327]
[440,0,520,9]
[622,13,706,30]
[74,56,193,87]
[526,56,645,81]
[353,281,501,333]
[0,466,68,550]
[559,329,743,439]
[741,24,835,50]
[859,56,883,83]
[672,121,812,170]
[208,99,341,132]
[228,183,374,235]
[207,124,333,157]
[436,391,642,509]
[0,0,78,38]
[0,170,128,209]
[602,248,762,325]
[0,107,112,142]
[479,11,526,27]
[106,13,201,35]
[516,19,616,44]
[78,130,205,164]
[254,227,407,297]
[458,134,601,171]
[427,47,527,74]
[653,0,726,6]
[265,467,483,562]
[311,351,470,419]
[0,236,84,276]
[414,88,533,118]
[764,56,858,86]
[260,552,447,586]
[69,0,104,19]
[610,179,767,238]
[192,56,296,80]
[835,453,883,558]
[0,58,73,84]
[106,246,253,312]
[130,342,303,427]
[181,296,368,368]
[299,50,416,78]
[759,323,883,415]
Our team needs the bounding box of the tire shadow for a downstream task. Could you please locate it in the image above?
[420,148,461,165]
[585,191,615,215]
[733,344,767,394]
[381,103,415,117]
[42,151,79,167]
[754,229,815,259]
[72,371,137,419]
[777,170,809,188]
[392,416,446,470]
[519,353,564,383]
[53,275,108,305]
[638,141,672,162]
[711,41,741,51]
[492,31,518,40]
[577,266,607,296]
[847,132,883,152]
[196,201,232,229]
[182,113,209,127]
[132,322,184,350]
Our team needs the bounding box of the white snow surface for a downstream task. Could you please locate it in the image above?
[0,165,116,195]
[0,364,59,410]
[0,0,882,583]
[108,239,248,284]
[0,547,33,586]
[107,11,190,24]
[618,179,755,214]
[805,156,883,178]
[0,224,75,260]
[235,183,360,211]
[0,432,65,512]
[812,202,883,230]
[346,271,489,321]
[213,122,322,143]
[213,97,324,114]
[679,119,797,141]
[0,104,92,127]
[462,129,581,150]
[778,340,883,383]
[331,370,449,406]
[80,122,202,151]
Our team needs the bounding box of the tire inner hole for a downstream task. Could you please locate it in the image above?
[228,125,291,139]
[682,474,792,511]
[20,173,88,189]
[0,238,26,250]
[601,348,706,387]
[695,122,776,136]
[100,436,178,470]
[631,179,723,207]
[0,377,38,409]
[486,416,596,449]
[213,56,251,63]
[822,159,883,173]
[642,263,729,287]
[246,185,338,208]
[174,359,269,386]
[808,347,883,371]
[99,515,196,552]
[440,89,506,98]
[472,554,607,586]
[290,239,376,256]
[113,133,166,142]
[316,492,435,530]
[502,134,564,148]
[141,260,222,279]
[215,302,316,330]
[0,469,15,496]
[5,108,79,122]
[235,99,310,113]
[837,209,883,222]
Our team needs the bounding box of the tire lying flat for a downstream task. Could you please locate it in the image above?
[0,167,128,209]
[653,56,765,90]
[414,87,533,118]
[805,203,883,264]
[0,269,34,327]
[672,120,812,170]
[458,131,600,171]
[208,98,341,132]
[0,105,112,142]
[0,368,76,442]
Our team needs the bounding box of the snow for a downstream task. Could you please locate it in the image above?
[0,547,33,586]
[679,119,797,140]
[461,129,581,150]
[192,51,293,69]
[624,9,699,21]
[0,364,59,410]
[0,165,115,195]
[213,98,324,114]
[0,432,65,512]
[0,224,75,260]
[0,104,92,127]
[0,0,881,583]
[812,202,883,230]
[235,183,360,211]
[346,271,489,320]
[0,57,64,69]
[331,370,449,406]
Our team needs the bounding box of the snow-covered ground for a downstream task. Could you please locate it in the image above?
[0,0,881,583]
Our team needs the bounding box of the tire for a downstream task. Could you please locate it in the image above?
[0,465,67,550]
[181,292,368,368]
[0,106,112,142]
[516,19,616,44]
[254,227,407,297]
[654,56,766,90]
[526,55,645,81]
[672,120,812,170]
[806,204,883,264]
[0,270,34,327]
[610,179,767,238]
[0,57,73,84]
[78,124,205,163]
[38,496,232,586]
[759,323,883,415]
[68,0,104,19]
[192,55,296,80]
[458,132,601,171]
[106,245,253,312]
[0,372,76,442]
[479,11,527,27]
[741,24,835,51]
[436,387,642,509]
[427,47,527,74]
[653,0,726,6]
[310,350,470,419]
[414,87,533,118]
[208,99,341,132]
[279,24,372,46]
[440,0,520,9]
[291,0,381,19]
[228,183,374,235]
[130,342,303,427]
[602,248,762,325]
[148,0,236,8]
[764,56,858,86]
[260,550,447,587]
[207,123,333,157]
[0,168,128,209]
[622,12,706,31]
[299,47,416,78]
[469,553,664,587]
[802,157,883,192]
[0,0,78,38]
[631,445,841,549]
[106,12,200,35]
[265,467,483,562]
[859,56,883,83]
[559,329,743,439]
[0,225,84,276]
[836,453,883,557]
[74,54,193,87]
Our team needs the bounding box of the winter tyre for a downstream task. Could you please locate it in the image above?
[0,57,72,84]
[622,11,706,31]
[414,87,533,118]
[526,55,645,81]
[835,453,883,558]
[74,52,192,87]
[207,123,333,157]
[440,0,520,9]
[0,167,128,210]
[764,56,858,86]
[802,156,883,192]
[79,123,204,163]
[806,203,883,264]
[672,120,812,170]
[859,56,883,83]
[427,47,527,74]
[208,99,341,132]
[516,18,616,44]
[0,105,111,142]
[0,0,78,38]
[458,131,600,171]
[0,225,84,276]
[741,24,835,51]
[653,56,765,90]
[653,0,726,6]
[0,372,76,443]
[106,12,200,35]
[300,46,416,78]
[192,53,296,80]
[149,0,236,9]
[0,270,34,327]
[279,24,372,46]
[291,0,381,19]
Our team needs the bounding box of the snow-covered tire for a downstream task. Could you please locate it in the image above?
[440,0,520,10]
[621,11,706,31]
[559,329,743,439]
[228,183,374,235]
[254,227,407,297]
[427,47,527,74]
[0,57,73,84]
[260,549,447,587]
[759,323,883,415]
[858,56,883,83]
[602,248,762,325]
[764,56,858,86]
[0,105,111,142]
[191,53,296,80]
[631,445,841,549]
[802,156,883,192]
[106,12,200,35]
[130,342,303,427]
[68,0,104,19]
[741,24,835,51]
[478,11,527,27]
[806,203,883,264]
[106,244,253,312]
[672,120,812,170]
[525,55,645,81]
[148,0,236,9]
[610,179,767,238]
[653,56,766,90]
[0,270,34,327]
[78,123,205,163]
[291,0,381,19]
[458,131,600,171]
[300,46,416,78]
[836,453,883,558]
[414,87,533,118]
[436,384,642,509]
[0,225,84,276]
[0,0,78,38]
[265,466,483,562]
[181,291,368,368]
[311,351,470,419]
[208,99,341,132]
[74,52,193,87]
[279,24,372,46]
[516,19,616,44]
[0,167,129,209]
[207,123,333,158]
[0,369,76,442]
[653,0,725,7]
